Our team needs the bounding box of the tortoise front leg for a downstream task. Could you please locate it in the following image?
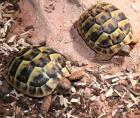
[41,95,52,114]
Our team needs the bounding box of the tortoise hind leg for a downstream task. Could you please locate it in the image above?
[118,40,137,56]
[131,38,138,44]
[118,45,130,56]
[129,39,137,49]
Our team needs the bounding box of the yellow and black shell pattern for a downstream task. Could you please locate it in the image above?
[77,2,133,56]
[5,46,71,98]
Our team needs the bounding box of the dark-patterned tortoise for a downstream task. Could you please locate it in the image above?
[77,2,136,60]
[4,46,85,112]
[4,46,84,98]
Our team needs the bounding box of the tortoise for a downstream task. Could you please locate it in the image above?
[4,46,84,111]
[76,2,137,60]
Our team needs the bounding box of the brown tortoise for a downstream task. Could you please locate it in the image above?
[77,2,137,60]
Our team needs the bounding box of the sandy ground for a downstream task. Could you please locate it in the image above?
[10,0,140,74]
[1,0,140,117]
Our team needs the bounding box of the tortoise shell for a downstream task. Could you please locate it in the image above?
[77,2,133,58]
[5,46,71,97]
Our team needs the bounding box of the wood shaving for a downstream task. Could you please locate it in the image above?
[65,110,77,118]
[105,87,114,98]
[130,93,139,105]
[17,38,31,47]
[104,73,125,80]
[59,95,70,108]
[70,98,80,104]
[8,35,17,43]
[114,90,123,97]
[0,47,8,55]
[112,108,119,117]
[0,28,6,37]
[0,38,6,42]
[71,86,77,93]
[19,30,30,37]
[127,102,136,108]
[12,46,19,51]
[127,73,137,87]
[65,110,73,118]
[4,18,13,32]
[10,89,24,99]
[90,96,97,101]
[99,65,111,72]
[98,112,106,118]
[73,81,86,86]
[38,114,44,118]
[3,43,13,51]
